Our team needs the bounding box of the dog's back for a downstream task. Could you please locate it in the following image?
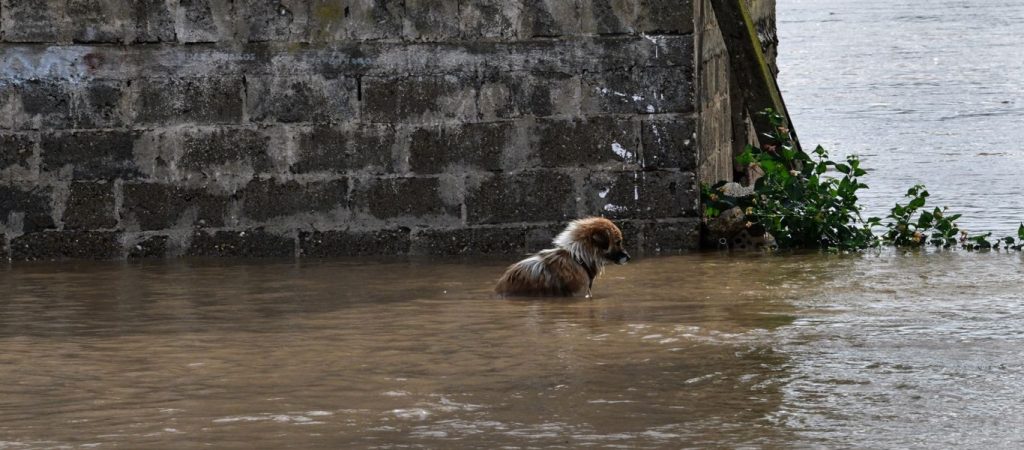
[494,249,590,297]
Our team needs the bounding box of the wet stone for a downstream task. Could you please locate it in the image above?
[121,183,228,231]
[408,122,509,174]
[0,185,55,233]
[411,226,529,256]
[135,77,245,125]
[291,125,395,175]
[10,231,120,261]
[0,0,61,42]
[584,170,697,220]
[642,117,697,171]
[246,76,357,124]
[534,117,640,168]
[241,178,349,222]
[362,75,477,124]
[300,228,411,257]
[0,133,35,173]
[188,229,295,257]
[66,0,128,43]
[354,177,457,220]
[63,181,116,230]
[465,171,576,225]
[179,128,273,174]
[242,0,310,42]
[132,0,176,43]
[40,130,141,180]
[127,235,169,258]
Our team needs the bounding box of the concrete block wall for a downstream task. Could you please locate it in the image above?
[0,0,722,261]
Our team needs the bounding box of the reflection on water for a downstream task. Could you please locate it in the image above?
[2,252,1023,448]
[778,0,1024,236]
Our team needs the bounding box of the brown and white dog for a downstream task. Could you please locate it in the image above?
[494,217,630,297]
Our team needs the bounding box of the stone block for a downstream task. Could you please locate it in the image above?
[132,0,176,43]
[179,128,273,174]
[309,0,403,42]
[0,0,61,42]
[619,218,700,253]
[519,0,581,37]
[465,171,576,225]
[242,0,310,42]
[67,0,128,43]
[636,0,694,34]
[300,228,411,257]
[408,122,510,174]
[411,226,529,256]
[534,117,639,168]
[63,181,116,230]
[460,0,522,39]
[175,0,232,43]
[291,124,395,174]
[353,177,458,220]
[40,130,141,180]
[580,0,636,35]
[583,170,697,220]
[127,235,169,258]
[10,231,120,261]
[135,77,245,125]
[0,185,55,233]
[1,79,126,130]
[187,228,295,257]
[402,0,460,40]
[0,133,35,174]
[478,71,580,120]
[246,76,356,123]
[362,75,477,124]
[582,67,694,115]
[585,35,694,71]
[121,183,228,230]
[642,116,696,171]
[241,178,349,221]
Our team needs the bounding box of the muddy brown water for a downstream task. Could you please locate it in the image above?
[2,252,1023,448]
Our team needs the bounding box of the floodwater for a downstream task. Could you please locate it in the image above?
[778,0,1024,237]
[2,253,1023,448]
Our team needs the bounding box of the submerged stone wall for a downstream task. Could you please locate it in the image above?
[0,1,773,261]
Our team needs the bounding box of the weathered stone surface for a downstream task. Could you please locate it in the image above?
[409,122,510,174]
[0,133,35,174]
[460,0,522,39]
[466,171,576,225]
[0,235,7,260]
[121,183,228,230]
[362,75,478,124]
[247,76,356,123]
[135,77,244,125]
[132,0,176,43]
[67,0,128,43]
[353,177,457,220]
[63,181,116,230]
[403,0,460,40]
[179,128,273,174]
[479,71,580,120]
[580,0,693,35]
[618,218,700,253]
[241,178,349,221]
[411,226,529,255]
[309,0,404,42]
[0,0,61,42]
[10,231,120,261]
[0,185,54,233]
[175,0,231,43]
[40,131,141,180]
[584,170,697,220]
[520,0,581,37]
[642,116,697,171]
[292,124,395,174]
[242,0,310,42]
[582,67,694,115]
[534,117,640,168]
[0,79,126,130]
[300,228,411,257]
[188,228,295,257]
[127,235,169,258]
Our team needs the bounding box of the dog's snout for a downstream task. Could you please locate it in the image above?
[616,251,631,265]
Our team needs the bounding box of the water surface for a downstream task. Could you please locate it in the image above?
[778,0,1024,236]
[2,253,1023,448]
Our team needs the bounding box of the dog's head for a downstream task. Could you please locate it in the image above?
[572,217,631,265]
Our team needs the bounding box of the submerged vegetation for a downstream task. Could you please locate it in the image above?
[702,110,1024,252]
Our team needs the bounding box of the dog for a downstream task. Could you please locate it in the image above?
[494,217,630,297]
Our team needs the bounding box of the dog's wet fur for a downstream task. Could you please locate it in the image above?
[494,217,630,297]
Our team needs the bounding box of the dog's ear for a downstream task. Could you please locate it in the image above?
[591,229,610,250]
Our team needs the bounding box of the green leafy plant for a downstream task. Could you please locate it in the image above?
[701,109,1023,252]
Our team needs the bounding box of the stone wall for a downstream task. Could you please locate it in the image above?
[696,0,778,186]
[0,0,770,261]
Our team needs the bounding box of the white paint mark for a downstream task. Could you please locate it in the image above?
[604,204,629,213]
[631,94,644,102]
[641,33,662,58]
[598,187,610,199]
[646,104,656,113]
[611,142,633,161]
